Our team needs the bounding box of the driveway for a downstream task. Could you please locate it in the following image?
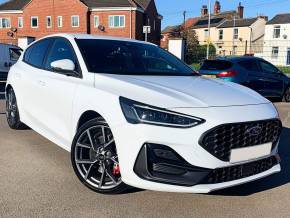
[0,100,289,218]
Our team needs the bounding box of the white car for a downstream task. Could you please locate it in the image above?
[6,34,282,194]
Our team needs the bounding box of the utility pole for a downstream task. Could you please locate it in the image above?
[183,11,186,28]
[232,15,236,55]
[206,0,211,59]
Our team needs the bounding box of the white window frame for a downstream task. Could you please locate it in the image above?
[273,25,280,39]
[31,16,38,28]
[233,28,239,40]
[57,16,63,28]
[18,17,23,28]
[109,15,125,28]
[0,17,11,29]
[94,15,99,28]
[71,15,79,28]
[46,16,52,28]
[271,47,279,59]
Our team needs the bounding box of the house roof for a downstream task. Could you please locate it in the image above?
[0,0,30,10]
[218,18,258,28]
[0,0,153,11]
[181,17,199,29]
[267,13,290,25]
[192,17,225,29]
[161,25,181,34]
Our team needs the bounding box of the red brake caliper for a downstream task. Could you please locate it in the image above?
[112,164,120,175]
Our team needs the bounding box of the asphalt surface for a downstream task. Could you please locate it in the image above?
[0,98,290,218]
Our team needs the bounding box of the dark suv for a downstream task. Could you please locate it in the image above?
[199,57,290,102]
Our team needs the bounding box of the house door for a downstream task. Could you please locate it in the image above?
[287,48,290,65]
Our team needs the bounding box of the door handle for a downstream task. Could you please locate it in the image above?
[38,80,46,86]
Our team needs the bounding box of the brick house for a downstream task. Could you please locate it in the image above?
[0,0,162,47]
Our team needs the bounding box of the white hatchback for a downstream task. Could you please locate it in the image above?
[6,34,282,194]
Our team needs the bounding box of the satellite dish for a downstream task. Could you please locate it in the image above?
[98,25,105,32]
[7,32,14,37]
[10,27,17,32]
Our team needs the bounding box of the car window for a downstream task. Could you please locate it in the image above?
[260,61,279,74]
[45,38,78,72]
[238,60,260,72]
[75,39,196,76]
[9,48,22,61]
[23,39,53,68]
[200,60,232,71]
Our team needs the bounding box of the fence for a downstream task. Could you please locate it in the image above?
[185,40,290,72]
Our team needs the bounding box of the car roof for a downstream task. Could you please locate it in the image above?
[216,56,263,63]
[40,33,157,46]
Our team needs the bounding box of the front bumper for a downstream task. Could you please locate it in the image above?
[111,103,281,193]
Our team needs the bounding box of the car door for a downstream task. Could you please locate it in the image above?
[238,59,265,95]
[38,37,82,147]
[16,38,54,125]
[258,60,284,97]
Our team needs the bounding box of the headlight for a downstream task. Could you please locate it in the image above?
[119,97,205,128]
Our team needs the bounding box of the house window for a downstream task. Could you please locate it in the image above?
[18,17,23,28]
[46,16,52,28]
[233,28,238,39]
[109,15,125,28]
[271,47,279,58]
[94,16,99,28]
[154,20,156,31]
[233,46,238,55]
[219,29,223,40]
[204,29,209,39]
[71,15,79,27]
[273,25,280,38]
[31,16,38,28]
[0,18,11,28]
[57,16,63,28]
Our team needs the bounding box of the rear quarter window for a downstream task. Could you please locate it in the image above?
[200,60,232,71]
[238,60,260,72]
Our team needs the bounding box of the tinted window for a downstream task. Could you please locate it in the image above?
[45,38,77,71]
[238,60,260,72]
[260,61,279,74]
[200,60,232,71]
[24,39,52,68]
[9,48,22,61]
[76,39,195,76]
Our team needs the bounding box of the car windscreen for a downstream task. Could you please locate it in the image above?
[200,60,232,71]
[75,39,196,76]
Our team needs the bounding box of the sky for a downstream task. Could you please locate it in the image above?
[156,0,290,29]
[0,0,289,29]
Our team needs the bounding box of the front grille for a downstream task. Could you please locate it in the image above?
[199,119,282,161]
[203,156,278,184]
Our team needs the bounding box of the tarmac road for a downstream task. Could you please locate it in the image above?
[0,100,290,218]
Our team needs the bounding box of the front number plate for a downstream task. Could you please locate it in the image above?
[230,143,272,163]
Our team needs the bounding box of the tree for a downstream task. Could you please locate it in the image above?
[182,29,199,64]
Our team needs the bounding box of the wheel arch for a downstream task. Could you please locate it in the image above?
[76,110,104,131]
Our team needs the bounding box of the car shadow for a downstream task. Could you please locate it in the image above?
[212,127,290,196]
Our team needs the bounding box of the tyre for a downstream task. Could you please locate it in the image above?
[283,87,290,102]
[71,118,130,194]
[6,88,28,130]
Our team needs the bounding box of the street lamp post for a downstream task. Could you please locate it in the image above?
[206,0,211,59]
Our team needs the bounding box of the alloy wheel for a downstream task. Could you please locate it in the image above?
[6,89,17,122]
[74,125,122,190]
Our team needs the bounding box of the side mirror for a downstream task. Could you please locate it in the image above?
[51,59,78,76]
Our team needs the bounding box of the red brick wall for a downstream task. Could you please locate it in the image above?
[90,10,132,39]
[0,0,88,44]
[0,0,161,45]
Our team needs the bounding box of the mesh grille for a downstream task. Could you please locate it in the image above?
[203,156,278,184]
[199,119,282,161]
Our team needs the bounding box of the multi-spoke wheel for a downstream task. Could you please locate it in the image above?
[6,88,27,130]
[283,87,290,102]
[71,118,129,194]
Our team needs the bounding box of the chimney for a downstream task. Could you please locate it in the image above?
[214,1,221,15]
[201,5,208,17]
[237,2,244,18]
